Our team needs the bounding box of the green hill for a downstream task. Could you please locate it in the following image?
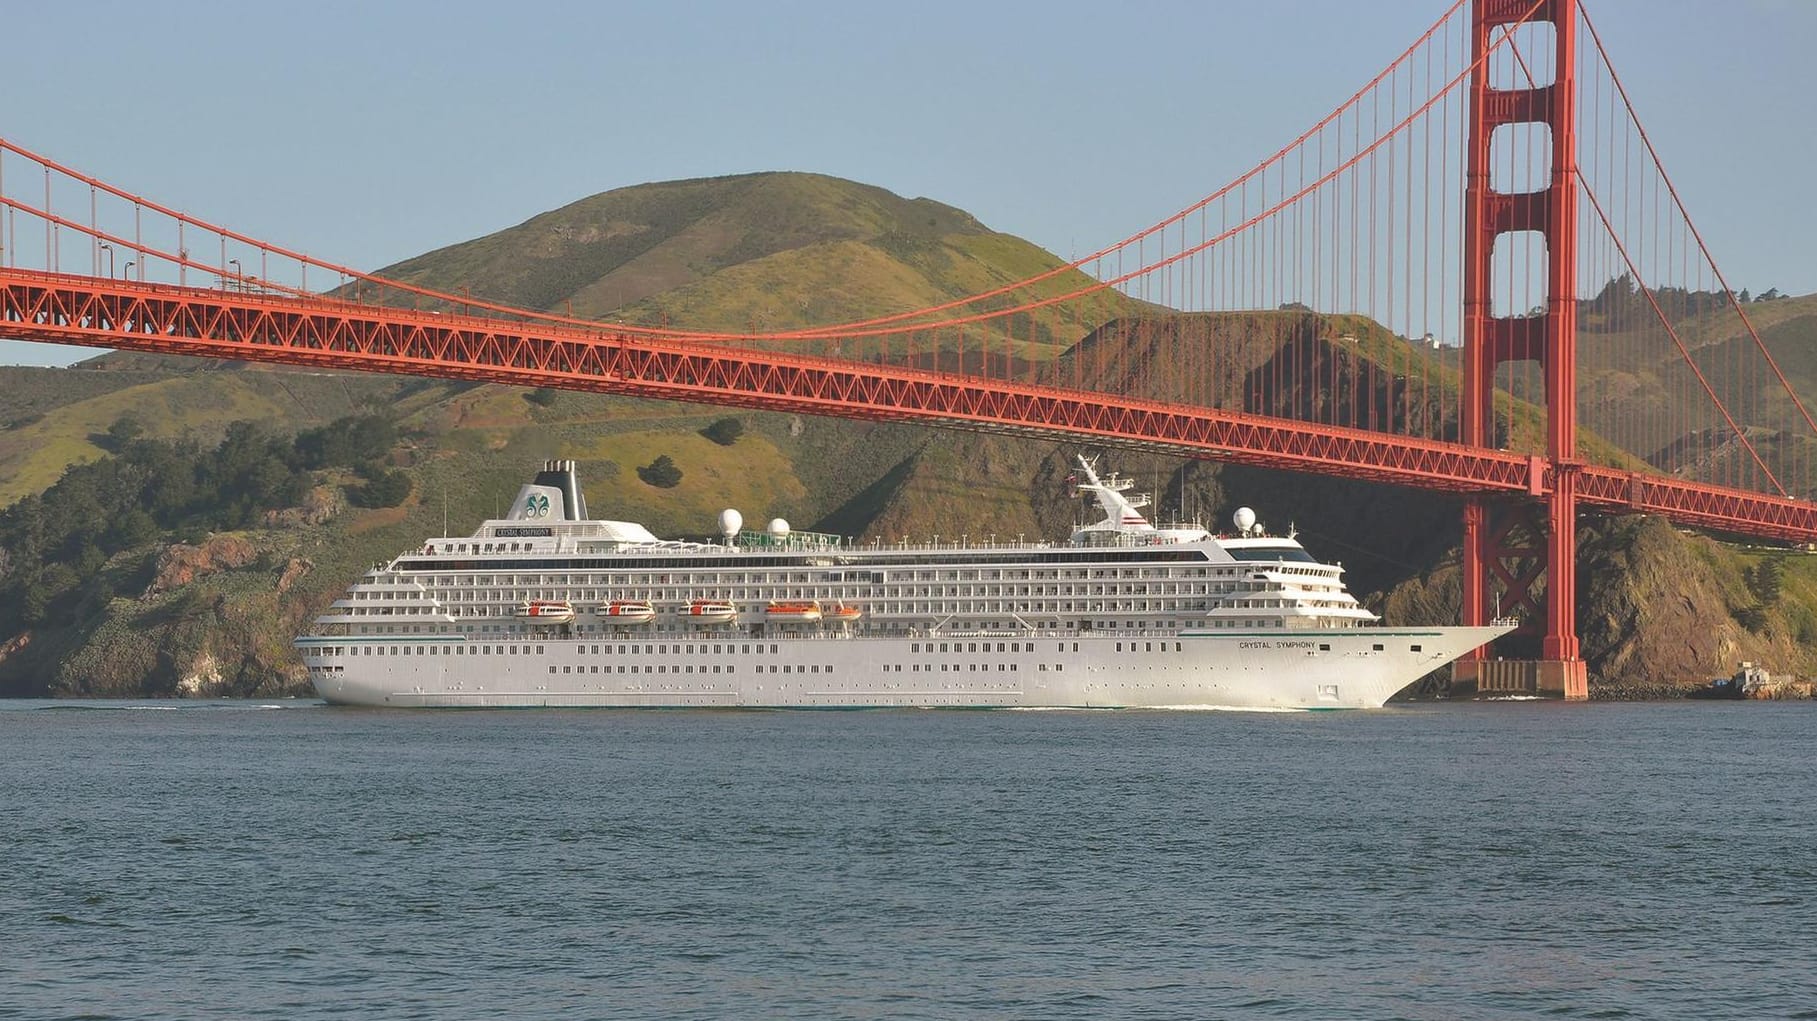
[1576,288,1817,491]
[372,171,1125,356]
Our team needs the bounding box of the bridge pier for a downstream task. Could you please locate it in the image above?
[1452,658,1588,700]
[1456,490,1589,700]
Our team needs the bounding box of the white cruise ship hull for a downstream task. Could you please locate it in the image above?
[299,625,1508,710]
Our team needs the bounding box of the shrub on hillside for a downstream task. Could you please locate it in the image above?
[99,415,145,452]
[1733,605,1769,635]
[637,455,683,488]
[348,468,413,508]
[701,417,745,446]
[525,388,560,407]
[294,414,397,470]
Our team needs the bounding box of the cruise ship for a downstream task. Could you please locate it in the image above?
[296,457,1512,709]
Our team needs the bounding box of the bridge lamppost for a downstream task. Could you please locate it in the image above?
[121,261,134,280]
[228,258,242,291]
[99,242,114,279]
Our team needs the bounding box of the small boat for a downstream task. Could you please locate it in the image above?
[516,600,575,623]
[685,600,738,624]
[824,604,862,623]
[601,600,655,625]
[765,600,822,623]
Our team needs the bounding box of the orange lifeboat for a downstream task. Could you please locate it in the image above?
[602,600,655,625]
[764,600,822,623]
[824,604,862,623]
[516,600,575,623]
[685,600,738,625]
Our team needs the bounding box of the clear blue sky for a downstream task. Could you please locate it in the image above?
[3,0,1812,366]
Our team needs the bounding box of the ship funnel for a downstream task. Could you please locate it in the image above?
[531,459,588,521]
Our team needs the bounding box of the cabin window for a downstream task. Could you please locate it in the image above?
[1372,643,1384,651]
[1411,644,1423,652]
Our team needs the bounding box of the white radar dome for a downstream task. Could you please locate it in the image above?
[1232,507,1257,533]
[718,508,743,539]
[768,517,791,538]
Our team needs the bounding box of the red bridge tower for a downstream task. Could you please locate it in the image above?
[1457,0,1589,699]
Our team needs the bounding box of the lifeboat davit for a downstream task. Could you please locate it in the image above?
[764,600,822,623]
[824,604,862,623]
[516,600,575,623]
[602,600,655,625]
[685,600,738,625]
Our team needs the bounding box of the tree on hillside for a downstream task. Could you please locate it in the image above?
[637,455,683,488]
[349,467,412,508]
[701,417,745,446]
[102,415,145,451]
[525,387,560,407]
[294,414,398,470]
[1746,556,1785,608]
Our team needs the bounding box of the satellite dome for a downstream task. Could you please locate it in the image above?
[767,517,791,538]
[1233,507,1257,533]
[717,508,743,539]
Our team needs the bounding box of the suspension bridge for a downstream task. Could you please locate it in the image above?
[3,0,1813,699]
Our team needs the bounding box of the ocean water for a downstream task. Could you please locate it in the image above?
[1,700,1812,1020]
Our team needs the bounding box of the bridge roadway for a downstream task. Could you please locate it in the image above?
[5,268,1815,543]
